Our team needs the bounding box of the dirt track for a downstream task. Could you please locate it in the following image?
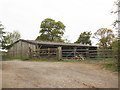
[0,60,118,88]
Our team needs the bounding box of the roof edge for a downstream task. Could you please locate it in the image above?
[14,39,97,47]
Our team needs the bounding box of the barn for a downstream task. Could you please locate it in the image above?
[7,39,97,60]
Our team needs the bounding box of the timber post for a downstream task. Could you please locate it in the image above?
[73,47,77,57]
[28,47,32,59]
[48,48,50,56]
[86,48,90,59]
[57,47,62,60]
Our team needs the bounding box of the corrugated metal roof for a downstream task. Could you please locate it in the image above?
[17,39,97,47]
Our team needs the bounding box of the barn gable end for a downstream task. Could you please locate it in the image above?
[7,40,36,58]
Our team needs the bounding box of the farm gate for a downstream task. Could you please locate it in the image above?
[62,49,116,60]
[29,47,62,60]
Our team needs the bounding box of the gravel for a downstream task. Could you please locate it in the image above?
[1,60,118,88]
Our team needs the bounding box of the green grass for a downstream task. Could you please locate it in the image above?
[79,59,115,63]
[2,57,116,63]
[102,63,118,72]
[2,57,29,61]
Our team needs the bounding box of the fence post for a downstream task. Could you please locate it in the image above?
[28,47,32,59]
[86,48,90,59]
[73,47,77,57]
[112,49,115,59]
[48,48,50,56]
[57,47,62,60]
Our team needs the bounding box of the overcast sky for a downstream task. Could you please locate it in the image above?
[0,0,116,45]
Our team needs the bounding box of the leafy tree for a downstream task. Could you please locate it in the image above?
[0,22,5,49]
[93,28,115,49]
[111,38,120,72]
[36,18,65,42]
[112,39,120,55]
[75,31,92,45]
[0,22,5,35]
[2,31,21,49]
[0,21,21,50]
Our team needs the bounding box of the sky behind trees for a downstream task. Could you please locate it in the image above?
[0,0,116,45]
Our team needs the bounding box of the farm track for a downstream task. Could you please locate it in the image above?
[0,60,118,88]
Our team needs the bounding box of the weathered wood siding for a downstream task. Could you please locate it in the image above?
[7,41,36,58]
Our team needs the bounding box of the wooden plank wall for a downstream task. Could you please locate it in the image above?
[7,41,36,58]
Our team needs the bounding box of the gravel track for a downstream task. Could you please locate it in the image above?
[1,60,118,88]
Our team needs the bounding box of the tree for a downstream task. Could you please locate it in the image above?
[36,18,65,42]
[93,28,115,49]
[75,31,92,45]
[111,0,120,39]
[112,39,120,55]
[0,22,5,49]
[0,22,5,36]
[2,31,21,49]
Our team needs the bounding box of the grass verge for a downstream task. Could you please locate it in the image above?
[102,63,118,72]
[2,57,29,61]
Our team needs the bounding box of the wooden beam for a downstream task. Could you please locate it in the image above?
[57,47,62,60]
[73,47,77,57]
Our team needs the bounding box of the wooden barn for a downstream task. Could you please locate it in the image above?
[7,39,97,60]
